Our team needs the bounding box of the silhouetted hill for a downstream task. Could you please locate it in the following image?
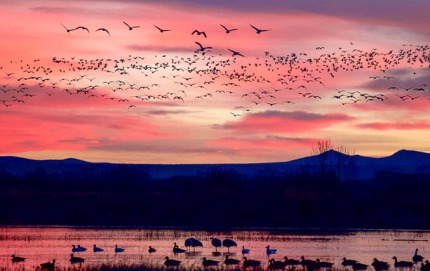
[1,149,430,180]
[2,150,430,228]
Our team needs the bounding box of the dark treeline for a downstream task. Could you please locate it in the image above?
[1,165,430,229]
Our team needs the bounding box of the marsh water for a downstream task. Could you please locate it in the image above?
[0,227,428,270]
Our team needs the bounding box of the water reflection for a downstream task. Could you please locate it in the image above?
[0,227,428,270]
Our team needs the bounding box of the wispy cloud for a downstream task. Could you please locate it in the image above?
[222,110,353,133]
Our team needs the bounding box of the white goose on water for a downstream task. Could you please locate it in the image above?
[266,245,277,256]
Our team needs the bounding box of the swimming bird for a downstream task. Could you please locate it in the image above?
[228,48,245,57]
[269,259,286,270]
[93,244,104,252]
[283,257,300,266]
[316,259,334,268]
[164,256,181,267]
[223,239,237,253]
[192,30,207,38]
[96,28,110,36]
[242,246,250,255]
[342,257,358,266]
[352,263,369,271]
[123,21,140,30]
[421,261,430,271]
[11,254,26,263]
[173,242,186,254]
[393,256,414,268]
[70,254,85,264]
[224,256,240,265]
[211,238,222,252]
[148,246,156,253]
[250,24,270,34]
[202,257,219,267]
[115,245,125,253]
[266,245,277,256]
[40,259,55,270]
[154,25,171,32]
[413,249,424,262]
[220,24,237,34]
[243,257,261,268]
[72,245,87,252]
[372,258,390,271]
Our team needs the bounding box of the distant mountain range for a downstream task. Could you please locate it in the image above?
[1,149,429,181]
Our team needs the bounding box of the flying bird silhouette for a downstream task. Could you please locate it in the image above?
[220,24,237,34]
[250,24,270,34]
[195,42,212,52]
[154,25,171,32]
[192,30,207,38]
[228,48,245,57]
[123,21,140,30]
[96,28,110,36]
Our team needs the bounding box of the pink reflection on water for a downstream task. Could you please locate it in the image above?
[0,227,428,271]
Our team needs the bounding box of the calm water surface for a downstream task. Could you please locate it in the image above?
[0,227,428,270]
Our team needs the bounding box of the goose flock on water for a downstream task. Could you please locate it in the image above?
[9,238,430,271]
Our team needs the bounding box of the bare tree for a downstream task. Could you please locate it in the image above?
[311,139,356,180]
[311,138,333,176]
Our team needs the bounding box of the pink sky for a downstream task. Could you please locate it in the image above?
[1,0,430,164]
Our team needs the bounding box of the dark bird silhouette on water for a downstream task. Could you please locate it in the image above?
[192,30,207,38]
[342,257,358,266]
[224,256,240,265]
[164,257,181,267]
[211,238,222,252]
[372,258,390,271]
[40,259,55,270]
[123,21,140,30]
[243,257,261,268]
[393,256,414,268]
[413,249,424,262]
[242,246,250,255]
[352,263,369,271]
[220,24,237,34]
[72,245,87,252]
[185,238,203,251]
[93,244,104,252]
[114,245,125,253]
[148,246,156,253]
[202,257,219,267]
[223,239,237,253]
[70,254,85,264]
[173,242,186,254]
[283,257,300,267]
[266,245,277,256]
[11,254,26,263]
[228,48,245,57]
[250,24,270,34]
[154,25,171,32]
[269,259,286,270]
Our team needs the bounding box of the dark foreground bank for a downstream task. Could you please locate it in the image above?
[1,162,430,229]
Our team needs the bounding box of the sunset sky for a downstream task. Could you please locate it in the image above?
[1,0,430,164]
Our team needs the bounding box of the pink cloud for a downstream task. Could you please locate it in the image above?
[223,110,352,133]
[356,120,430,130]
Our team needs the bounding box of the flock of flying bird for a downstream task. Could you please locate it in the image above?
[1,21,430,117]
[9,238,430,271]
